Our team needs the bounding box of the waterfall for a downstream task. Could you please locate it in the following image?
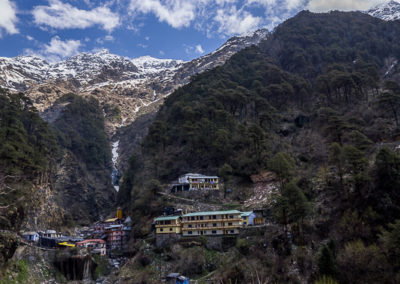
[111,140,120,192]
[82,256,92,280]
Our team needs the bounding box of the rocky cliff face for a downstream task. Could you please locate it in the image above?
[0,29,269,130]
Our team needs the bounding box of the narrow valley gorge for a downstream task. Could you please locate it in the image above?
[2,2,400,283]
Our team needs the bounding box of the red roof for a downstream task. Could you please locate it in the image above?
[76,239,105,245]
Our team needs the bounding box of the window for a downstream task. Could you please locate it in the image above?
[229,215,234,219]
[165,220,171,224]
[160,228,163,232]
[191,216,195,220]
[230,230,234,234]
[188,231,192,235]
[188,224,192,228]
[200,216,204,220]
[212,230,217,234]
[228,222,232,226]
[169,228,173,231]
[213,223,217,227]
[244,222,247,225]
[212,215,216,219]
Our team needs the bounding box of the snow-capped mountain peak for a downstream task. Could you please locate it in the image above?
[367,0,400,21]
[131,56,184,74]
[0,28,269,126]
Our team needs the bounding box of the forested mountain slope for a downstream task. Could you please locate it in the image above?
[0,88,58,265]
[118,11,400,283]
[0,90,115,268]
[48,94,114,225]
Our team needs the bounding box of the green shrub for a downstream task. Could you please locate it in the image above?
[236,238,251,255]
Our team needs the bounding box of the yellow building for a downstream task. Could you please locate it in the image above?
[116,207,123,219]
[154,215,182,234]
[181,210,242,236]
[241,211,256,226]
[254,216,265,225]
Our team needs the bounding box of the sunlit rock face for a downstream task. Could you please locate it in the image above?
[0,30,269,129]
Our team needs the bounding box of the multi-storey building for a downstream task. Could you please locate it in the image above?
[76,239,106,256]
[105,224,124,250]
[181,210,242,236]
[172,173,219,192]
[154,215,182,234]
[241,211,256,226]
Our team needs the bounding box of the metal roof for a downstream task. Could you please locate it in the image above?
[154,215,181,221]
[22,231,38,235]
[167,273,181,278]
[77,239,105,245]
[241,211,254,217]
[183,210,241,217]
[180,173,218,179]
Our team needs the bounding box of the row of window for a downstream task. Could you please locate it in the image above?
[159,228,174,232]
[187,222,234,228]
[187,230,235,235]
[189,179,218,182]
[157,215,239,225]
[186,215,236,221]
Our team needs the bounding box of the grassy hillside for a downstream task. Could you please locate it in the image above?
[118,11,400,282]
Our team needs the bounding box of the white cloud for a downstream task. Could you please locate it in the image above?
[96,34,115,44]
[33,0,120,32]
[145,36,150,40]
[27,36,82,62]
[26,35,34,41]
[184,43,206,55]
[214,6,262,35]
[129,0,196,29]
[307,0,387,12]
[128,0,269,36]
[0,0,18,37]
[126,0,388,38]
[195,44,204,54]
[45,36,81,58]
[247,0,277,6]
[285,0,305,10]
[137,43,148,48]
[104,35,114,41]
[159,50,165,55]
[126,23,143,34]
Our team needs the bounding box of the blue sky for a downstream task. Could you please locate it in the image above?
[0,0,388,62]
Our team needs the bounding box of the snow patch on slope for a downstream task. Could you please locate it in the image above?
[367,0,400,21]
[131,56,184,74]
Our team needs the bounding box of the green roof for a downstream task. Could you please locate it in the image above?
[241,211,254,217]
[154,215,181,222]
[183,210,241,217]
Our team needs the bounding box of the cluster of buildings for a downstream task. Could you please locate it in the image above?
[154,209,266,239]
[171,173,219,192]
[21,208,132,256]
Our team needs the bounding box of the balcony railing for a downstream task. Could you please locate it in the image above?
[181,225,240,231]
[181,218,242,223]
[155,224,180,228]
